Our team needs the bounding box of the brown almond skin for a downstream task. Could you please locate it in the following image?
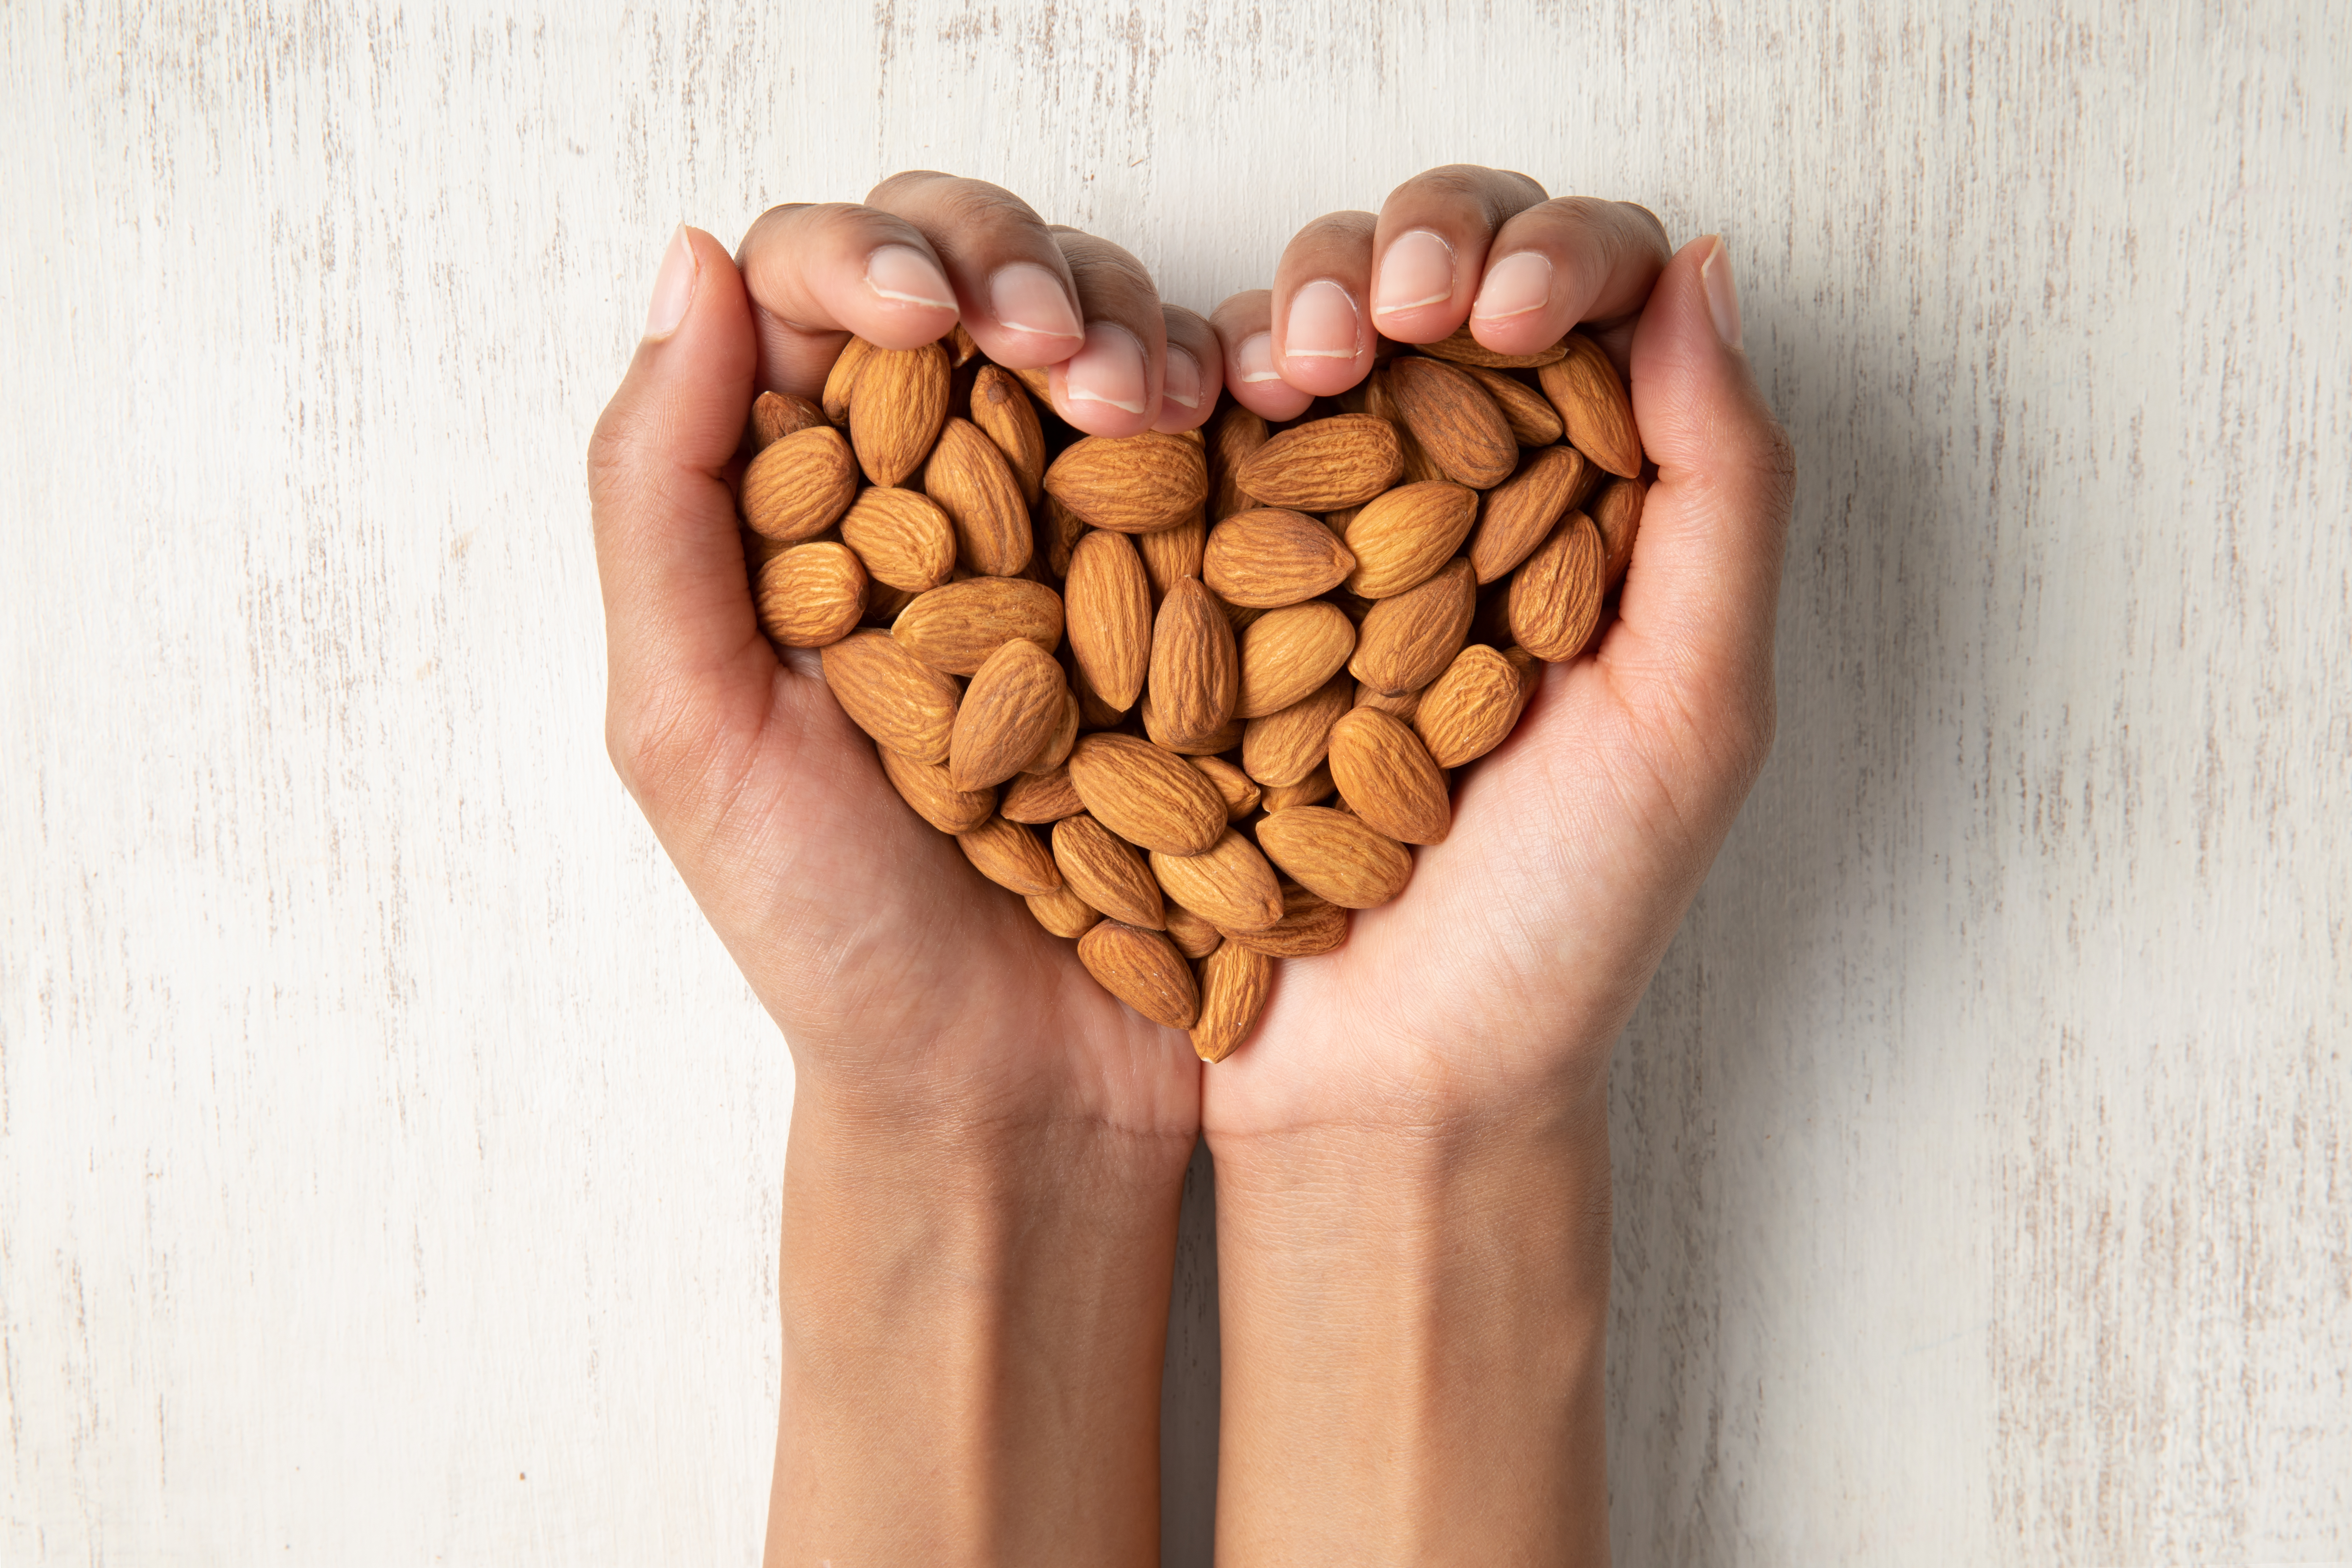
[1469,445,1588,584]
[1341,481,1478,599]
[1064,647,1129,730]
[969,364,1045,505]
[1053,814,1167,929]
[1040,493,1088,579]
[1163,904,1225,960]
[892,577,1064,676]
[1538,331,1643,478]
[1415,644,1532,768]
[956,815,1062,896]
[755,541,868,649]
[950,638,1070,791]
[849,340,951,486]
[1044,432,1210,533]
[1148,578,1239,748]
[1258,763,1335,812]
[1204,509,1359,608]
[999,765,1087,824]
[1507,512,1606,661]
[1190,942,1273,1063]
[1024,883,1100,940]
[1208,403,1272,521]
[1219,884,1351,957]
[1386,356,1518,489]
[1065,734,1226,855]
[1064,530,1154,712]
[821,336,875,424]
[1022,692,1080,775]
[1076,921,1200,1029]
[1234,413,1406,510]
[1354,682,1423,722]
[820,630,961,764]
[1150,829,1284,932]
[943,321,980,367]
[1326,708,1451,845]
[749,390,827,451]
[741,425,859,542]
[1462,365,1565,447]
[1589,476,1646,588]
[1235,601,1358,719]
[1134,516,1206,608]
[840,487,958,591]
[1349,558,1475,696]
[1241,672,1353,787]
[923,416,1033,576]
[1190,755,1262,820]
[1256,805,1415,908]
[1139,695,1244,757]
[878,746,997,834]
[1415,324,1569,370]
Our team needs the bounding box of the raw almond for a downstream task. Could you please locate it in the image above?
[1052,814,1167,929]
[1469,445,1588,583]
[1365,368,1450,484]
[1025,883,1100,939]
[891,577,1064,676]
[1588,476,1645,587]
[1065,733,1227,855]
[1255,804,1415,907]
[1204,509,1358,607]
[1208,404,1272,520]
[1040,493,1088,579]
[1064,530,1153,711]
[821,335,875,424]
[949,638,1070,791]
[1414,323,1569,370]
[1135,515,1206,607]
[1354,682,1423,722]
[999,765,1086,824]
[1150,829,1284,932]
[1326,707,1451,845]
[1234,413,1406,510]
[1190,942,1273,1063]
[1235,601,1357,718]
[820,629,962,764]
[749,390,827,451]
[1023,692,1080,774]
[956,814,1062,896]
[1218,883,1350,957]
[943,322,980,368]
[755,541,868,649]
[1044,432,1209,533]
[1341,481,1478,598]
[1385,356,1517,489]
[1009,361,1052,404]
[1349,558,1474,695]
[1190,755,1261,820]
[1139,693,1245,756]
[742,425,859,542]
[1414,644,1533,767]
[840,487,958,591]
[1258,763,1335,812]
[1241,672,1353,787]
[849,340,951,486]
[878,746,997,834]
[969,364,1046,505]
[1462,365,1564,447]
[1537,331,1643,478]
[923,416,1032,576]
[1064,646,1129,729]
[1163,904,1224,960]
[1076,922,1199,1029]
[1506,512,1605,661]
[1147,578,1238,747]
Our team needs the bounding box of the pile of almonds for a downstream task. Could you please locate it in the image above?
[736,320,1644,1062]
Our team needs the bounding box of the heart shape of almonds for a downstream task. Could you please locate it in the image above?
[739,321,1645,1062]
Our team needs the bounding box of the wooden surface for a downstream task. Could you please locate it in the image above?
[4,2,2347,1562]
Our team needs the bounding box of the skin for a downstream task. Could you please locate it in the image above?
[588,166,1793,1566]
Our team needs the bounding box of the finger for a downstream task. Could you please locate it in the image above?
[1469,197,1672,363]
[1366,164,1549,343]
[734,202,960,397]
[588,226,770,802]
[1209,290,1312,421]
[863,171,1088,368]
[1154,304,1223,434]
[1043,227,1172,438]
[1269,210,1376,396]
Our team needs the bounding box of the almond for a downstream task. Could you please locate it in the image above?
[1469,445,1588,583]
[1052,814,1167,928]
[1041,494,1088,579]
[1462,365,1564,447]
[1163,904,1225,960]
[1385,356,1517,488]
[1134,515,1206,607]
[1147,578,1238,747]
[1349,558,1475,695]
[1064,645,1129,729]
[1065,733,1227,855]
[1076,922,1199,1029]
[956,814,1062,896]
[892,577,1064,676]
[820,629,962,764]
[1588,476,1646,588]
[1025,883,1100,939]
[1341,481,1478,598]
[1414,323,1569,370]
[949,638,1070,791]
[943,322,980,368]
[1189,941,1273,1063]
[1506,512,1605,661]
[1365,367,1450,484]
[849,340,951,486]
[878,746,997,834]
[1000,765,1086,824]
[1208,403,1272,520]
[1255,804,1415,907]
[923,416,1032,576]
[1241,672,1352,787]
[1218,883,1350,957]
[755,541,868,649]
[1235,601,1357,718]
[1258,763,1335,812]
[1190,755,1261,820]
[1150,828,1284,932]
[1414,644,1532,767]
[1064,530,1153,712]
[1044,432,1209,533]
[1234,414,1406,510]
[1023,692,1080,774]
[1009,361,1052,404]
[1354,682,1423,722]
[970,364,1045,505]
[749,390,827,451]
[1204,509,1358,607]
[1537,331,1643,478]
[741,425,859,542]
[821,335,875,424]
[1326,707,1451,845]
[839,487,958,591]
[1139,693,1245,756]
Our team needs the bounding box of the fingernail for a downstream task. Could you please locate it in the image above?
[988,262,1083,342]
[864,244,955,309]
[1282,279,1361,363]
[1700,236,1744,350]
[1163,347,1204,409]
[643,225,697,340]
[1063,322,1149,414]
[1233,332,1284,384]
[1471,251,1552,322]
[1372,229,1456,317]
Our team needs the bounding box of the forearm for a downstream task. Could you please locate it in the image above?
[767,1091,1193,1567]
[1210,1093,1614,1566]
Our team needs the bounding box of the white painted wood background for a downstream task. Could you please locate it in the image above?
[4,2,2346,1562]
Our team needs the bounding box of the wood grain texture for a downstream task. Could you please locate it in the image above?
[2,2,2346,1563]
